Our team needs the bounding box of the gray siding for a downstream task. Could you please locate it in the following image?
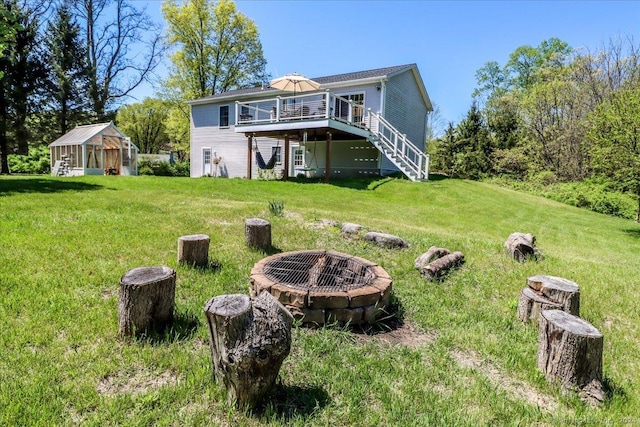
[381,70,428,173]
[190,103,248,178]
[333,83,382,114]
[302,139,380,179]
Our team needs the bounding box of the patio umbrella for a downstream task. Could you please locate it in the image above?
[269,72,320,95]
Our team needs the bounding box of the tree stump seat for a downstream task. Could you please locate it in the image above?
[178,234,210,267]
[245,218,272,251]
[118,266,176,337]
[537,309,604,404]
[517,275,580,322]
[204,292,293,408]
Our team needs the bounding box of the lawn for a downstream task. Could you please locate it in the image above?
[1,175,639,426]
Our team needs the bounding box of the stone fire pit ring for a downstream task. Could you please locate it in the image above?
[250,250,392,325]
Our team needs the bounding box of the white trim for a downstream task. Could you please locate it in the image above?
[202,147,213,176]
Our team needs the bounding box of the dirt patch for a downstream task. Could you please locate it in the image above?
[451,349,559,412]
[306,218,339,230]
[357,321,437,349]
[97,368,179,396]
[101,289,115,299]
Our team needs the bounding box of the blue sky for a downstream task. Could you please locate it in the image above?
[131,0,640,125]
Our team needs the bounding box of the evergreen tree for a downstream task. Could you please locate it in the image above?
[44,1,90,136]
[0,0,46,173]
[452,102,492,179]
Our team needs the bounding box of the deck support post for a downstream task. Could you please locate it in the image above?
[325,132,332,183]
[246,134,252,179]
[283,134,289,181]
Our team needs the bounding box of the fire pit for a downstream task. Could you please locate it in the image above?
[250,250,392,325]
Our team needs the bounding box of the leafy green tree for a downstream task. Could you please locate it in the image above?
[116,98,169,154]
[162,0,268,99]
[161,0,268,158]
[44,1,90,136]
[588,87,640,221]
[504,38,571,90]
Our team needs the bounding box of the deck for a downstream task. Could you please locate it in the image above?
[234,92,373,140]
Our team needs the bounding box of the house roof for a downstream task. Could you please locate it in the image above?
[48,122,133,149]
[187,64,431,109]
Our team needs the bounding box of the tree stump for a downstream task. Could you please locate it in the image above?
[517,287,562,322]
[363,231,409,249]
[118,266,176,337]
[537,309,604,404]
[204,291,293,408]
[414,246,450,269]
[504,232,541,262]
[527,275,580,316]
[177,234,210,267]
[420,251,465,281]
[245,218,271,251]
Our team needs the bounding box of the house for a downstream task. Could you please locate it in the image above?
[49,122,138,176]
[188,64,432,181]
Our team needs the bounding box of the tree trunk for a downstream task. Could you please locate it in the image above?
[177,234,210,267]
[504,232,537,262]
[204,292,293,409]
[517,287,562,322]
[118,266,176,337]
[537,309,604,404]
[527,275,580,316]
[420,251,464,281]
[414,246,450,269]
[245,218,271,251]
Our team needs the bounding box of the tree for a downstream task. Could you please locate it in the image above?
[44,1,90,136]
[588,87,640,221]
[162,0,268,99]
[452,102,492,179]
[432,122,456,175]
[161,0,268,158]
[0,2,18,77]
[0,0,47,174]
[71,0,164,120]
[504,38,572,91]
[116,98,169,154]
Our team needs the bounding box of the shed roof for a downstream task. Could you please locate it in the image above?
[186,64,431,109]
[48,122,130,149]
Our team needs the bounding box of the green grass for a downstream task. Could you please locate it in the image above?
[1,175,639,426]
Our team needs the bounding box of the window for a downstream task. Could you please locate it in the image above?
[335,92,365,123]
[219,105,229,127]
[294,148,304,167]
[272,146,282,164]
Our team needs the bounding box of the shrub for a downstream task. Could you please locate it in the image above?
[8,146,50,174]
[136,158,190,177]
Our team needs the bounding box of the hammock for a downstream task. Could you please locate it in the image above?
[254,139,279,170]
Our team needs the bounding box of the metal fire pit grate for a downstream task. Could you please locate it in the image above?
[250,250,392,326]
[262,250,375,292]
